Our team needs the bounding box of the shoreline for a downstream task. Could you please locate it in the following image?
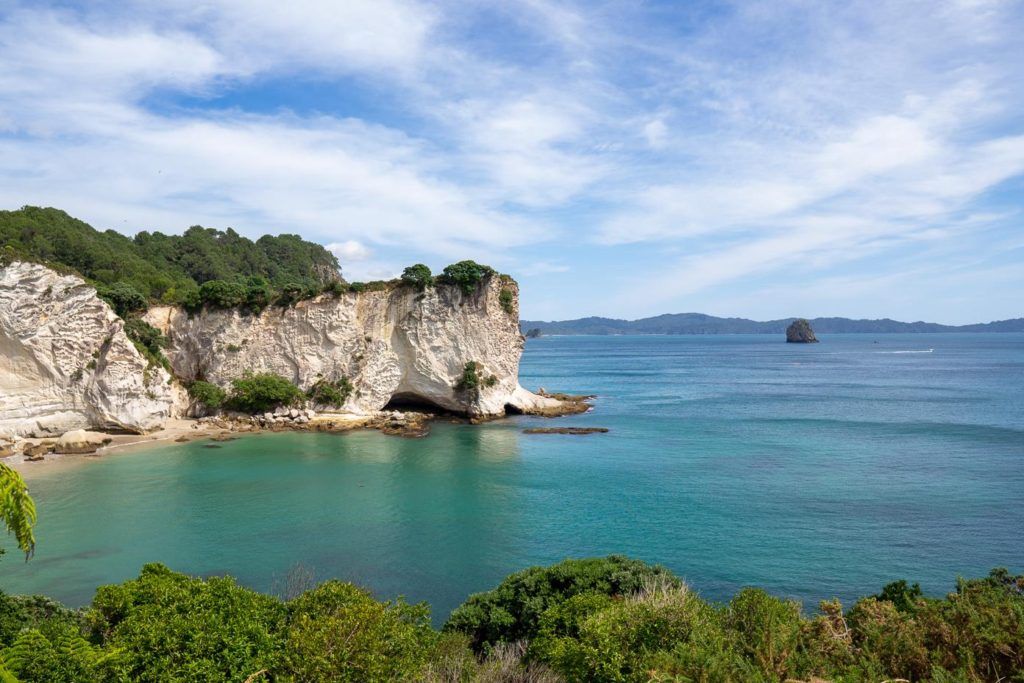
[3,394,593,474]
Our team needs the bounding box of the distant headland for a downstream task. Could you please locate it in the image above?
[521,313,1024,336]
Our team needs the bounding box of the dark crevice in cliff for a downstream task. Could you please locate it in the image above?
[503,403,523,416]
[384,392,462,416]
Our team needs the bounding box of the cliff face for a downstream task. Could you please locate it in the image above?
[0,262,176,437]
[145,275,559,418]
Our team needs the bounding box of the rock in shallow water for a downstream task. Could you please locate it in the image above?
[54,429,111,454]
[522,427,609,435]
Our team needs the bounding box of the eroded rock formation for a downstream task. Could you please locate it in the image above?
[144,275,562,419]
[0,262,176,437]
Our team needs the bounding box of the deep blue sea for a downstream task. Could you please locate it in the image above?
[5,333,1023,623]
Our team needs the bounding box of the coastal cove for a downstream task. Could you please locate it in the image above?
[5,333,1023,622]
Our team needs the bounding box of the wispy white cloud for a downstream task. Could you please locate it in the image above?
[0,0,1021,321]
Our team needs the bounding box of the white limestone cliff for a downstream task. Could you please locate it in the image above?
[145,275,562,418]
[0,262,176,437]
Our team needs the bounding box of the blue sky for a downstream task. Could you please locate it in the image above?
[1,0,1022,323]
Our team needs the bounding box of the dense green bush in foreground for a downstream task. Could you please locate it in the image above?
[0,558,1020,682]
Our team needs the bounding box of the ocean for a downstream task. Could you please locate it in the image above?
[5,333,1023,623]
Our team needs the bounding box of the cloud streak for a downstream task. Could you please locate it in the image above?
[0,0,1021,322]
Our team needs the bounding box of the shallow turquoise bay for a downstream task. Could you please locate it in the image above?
[4,333,1023,622]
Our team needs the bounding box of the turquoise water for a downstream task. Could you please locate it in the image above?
[4,334,1023,622]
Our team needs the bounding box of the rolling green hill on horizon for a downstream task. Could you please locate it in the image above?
[521,312,1024,336]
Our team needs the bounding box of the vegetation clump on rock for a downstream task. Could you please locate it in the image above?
[227,373,304,413]
[439,260,495,295]
[400,264,433,291]
[455,361,498,394]
[306,377,353,408]
[499,288,515,314]
[186,381,227,413]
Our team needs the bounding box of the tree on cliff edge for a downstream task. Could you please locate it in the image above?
[0,463,36,560]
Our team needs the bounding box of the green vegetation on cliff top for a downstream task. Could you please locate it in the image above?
[0,207,507,313]
[0,206,341,307]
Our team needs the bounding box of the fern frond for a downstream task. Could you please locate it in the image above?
[0,463,36,559]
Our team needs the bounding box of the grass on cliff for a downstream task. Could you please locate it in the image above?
[0,557,1020,682]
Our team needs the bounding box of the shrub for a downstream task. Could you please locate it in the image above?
[724,587,804,680]
[401,264,433,291]
[243,276,274,312]
[122,317,170,370]
[275,281,312,307]
[914,568,1024,680]
[176,283,202,310]
[455,361,482,392]
[360,280,395,292]
[537,580,736,682]
[444,555,679,651]
[454,362,499,394]
[198,279,247,308]
[2,553,1021,683]
[440,260,494,295]
[87,563,285,682]
[98,282,148,317]
[875,578,924,613]
[499,288,514,314]
[0,593,82,648]
[847,596,930,680]
[188,381,226,411]
[228,372,304,413]
[325,280,348,296]
[306,377,353,408]
[283,581,436,681]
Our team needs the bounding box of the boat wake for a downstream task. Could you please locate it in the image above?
[876,349,934,354]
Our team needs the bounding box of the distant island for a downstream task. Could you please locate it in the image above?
[521,312,1024,336]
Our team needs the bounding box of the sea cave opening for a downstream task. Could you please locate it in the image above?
[383,392,462,416]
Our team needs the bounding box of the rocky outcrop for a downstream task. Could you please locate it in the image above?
[0,262,566,441]
[54,429,112,454]
[145,275,562,419]
[0,262,176,437]
[786,318,819,343]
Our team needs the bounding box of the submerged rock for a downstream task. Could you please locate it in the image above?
[786,319,819,343]
[523,427,609,435]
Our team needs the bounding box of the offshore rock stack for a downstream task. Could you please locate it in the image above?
[786,318,819,343]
